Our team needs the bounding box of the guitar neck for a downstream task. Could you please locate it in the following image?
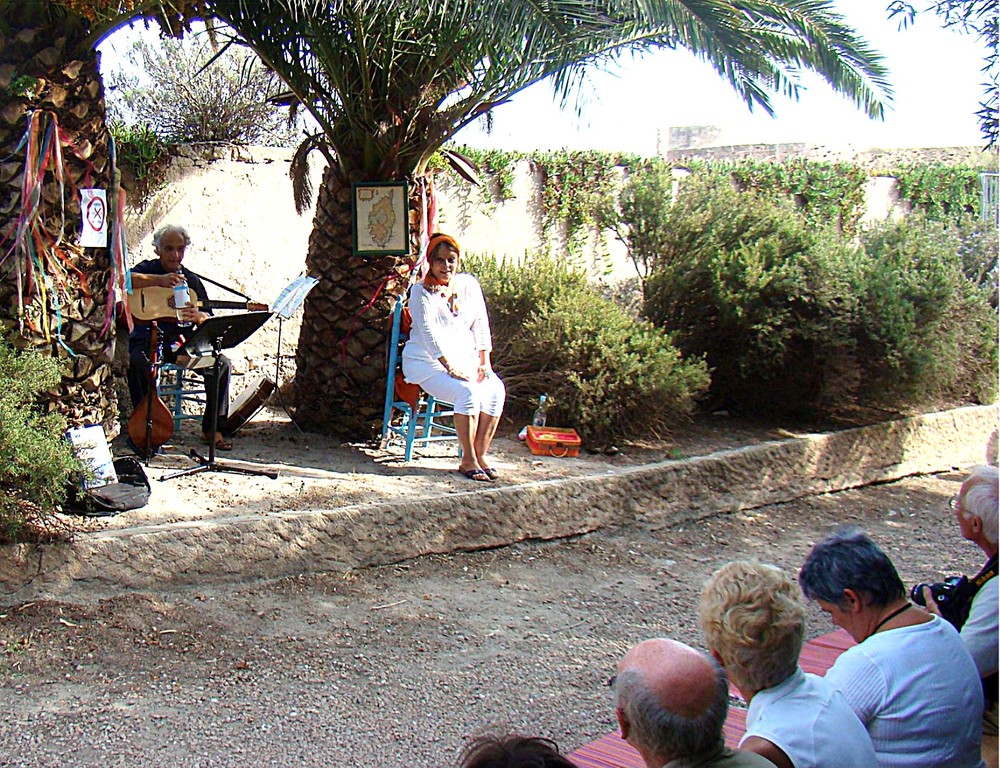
[210,300,255,310]
[130,287,267,322]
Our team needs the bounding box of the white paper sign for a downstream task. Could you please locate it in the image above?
[79,189,108,248]
[67,425,117,489]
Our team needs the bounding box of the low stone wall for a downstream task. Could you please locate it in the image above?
[1,405,995,603]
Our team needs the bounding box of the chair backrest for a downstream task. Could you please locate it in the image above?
[384,294,411,415]
[383,293,420,409]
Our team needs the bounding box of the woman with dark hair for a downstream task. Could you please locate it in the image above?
[799,527,985,768]
[402,233,506,482]
[458,734,576,768]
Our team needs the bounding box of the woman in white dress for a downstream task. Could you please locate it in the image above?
[402,234,506,482]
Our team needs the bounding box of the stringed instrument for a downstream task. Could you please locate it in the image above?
[127,322,174,460]
[130,286,268,323]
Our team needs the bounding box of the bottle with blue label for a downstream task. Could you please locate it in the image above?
[173,281,191,322]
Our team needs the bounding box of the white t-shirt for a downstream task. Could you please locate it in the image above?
[825,615,985,768]
[742,667,878,768]
[401,274,492,385]
[962,575,998,680]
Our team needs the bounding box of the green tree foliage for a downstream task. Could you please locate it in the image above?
[0,337,83,543]
[464,254,709,443]
[618,161,684,283]
[638,177,997,418]
[105,31,298,146]
[216,0,892,182]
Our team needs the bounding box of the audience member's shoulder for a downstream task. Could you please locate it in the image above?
[717,746,779,766]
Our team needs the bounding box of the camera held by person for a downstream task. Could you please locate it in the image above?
[911,575,974,629]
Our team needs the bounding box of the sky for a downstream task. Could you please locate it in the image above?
[455,2,992,154]
[99,2,993,156]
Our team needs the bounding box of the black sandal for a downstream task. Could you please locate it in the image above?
[459,468,491,482]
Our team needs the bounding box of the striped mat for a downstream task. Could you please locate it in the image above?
[568,630,854,768]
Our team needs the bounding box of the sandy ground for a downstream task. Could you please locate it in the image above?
[0,407,990,768]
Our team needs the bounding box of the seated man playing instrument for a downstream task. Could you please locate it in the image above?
[126,224,233,451]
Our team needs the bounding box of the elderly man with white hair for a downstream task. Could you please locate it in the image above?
[921,465,999,767]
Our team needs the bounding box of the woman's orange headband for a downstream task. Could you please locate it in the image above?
[427,233,460,259]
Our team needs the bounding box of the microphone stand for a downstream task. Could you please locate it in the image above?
[273,314,304,433]
[160,315,278,482]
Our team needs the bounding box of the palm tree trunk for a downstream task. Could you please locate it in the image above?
[0,14,118,436]
[294,165,415,437]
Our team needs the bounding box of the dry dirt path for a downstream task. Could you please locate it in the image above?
[0,471,982,768]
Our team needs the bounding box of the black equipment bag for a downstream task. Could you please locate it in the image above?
[64,457,151,517]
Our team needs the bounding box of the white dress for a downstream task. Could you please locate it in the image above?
[402,273,492,384]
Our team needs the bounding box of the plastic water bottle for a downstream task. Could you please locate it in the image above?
[532,394,548,427]
[173,281,191,321]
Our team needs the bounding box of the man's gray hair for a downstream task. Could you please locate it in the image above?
[152,225,191,250]
[614,661,728,761]
[962,465,999,546]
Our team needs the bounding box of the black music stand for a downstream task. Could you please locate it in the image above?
[161,312,279,482]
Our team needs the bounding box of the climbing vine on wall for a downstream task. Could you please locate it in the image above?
[693,158,870,235]
[450,145,522,216]
[442,148,992,258]
[893,163,993,222]
[530,150,634,255]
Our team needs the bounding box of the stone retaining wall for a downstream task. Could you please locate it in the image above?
[1,405,995,603]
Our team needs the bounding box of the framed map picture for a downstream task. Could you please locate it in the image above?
[352,181,410,255]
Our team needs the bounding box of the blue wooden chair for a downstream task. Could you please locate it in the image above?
[380,293,457,461]
[157,363,206,431]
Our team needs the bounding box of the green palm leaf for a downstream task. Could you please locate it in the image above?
[210,0,891,177]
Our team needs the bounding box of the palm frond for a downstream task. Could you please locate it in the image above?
[207,0,892,178]
[289,133,328,214]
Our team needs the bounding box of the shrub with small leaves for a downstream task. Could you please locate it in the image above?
[465,253,708,443]
[106,34,298,146]
[641,177,998,418]
[0,337,83,543]
[856,214,998,407]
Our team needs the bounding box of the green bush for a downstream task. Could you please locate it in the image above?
[0,337,82,543]
[464,253,709,443]
[109,120,167,183]
[638,176,998,418]
[856,215,998,408]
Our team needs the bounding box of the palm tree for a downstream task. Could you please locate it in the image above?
[211,0,891,437]
[0,0,198,435]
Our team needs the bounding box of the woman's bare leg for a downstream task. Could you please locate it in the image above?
[473,412,501,467]
[455,413,481,473]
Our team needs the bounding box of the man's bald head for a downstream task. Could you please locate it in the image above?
[614,638,728,765]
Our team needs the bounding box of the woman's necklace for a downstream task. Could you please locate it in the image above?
[872,603,912,634]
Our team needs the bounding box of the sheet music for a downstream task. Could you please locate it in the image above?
[272,274,319,320]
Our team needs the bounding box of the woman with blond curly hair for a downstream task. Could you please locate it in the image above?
[699,560,877,768]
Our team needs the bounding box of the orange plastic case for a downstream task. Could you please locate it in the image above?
[525,426,582,457]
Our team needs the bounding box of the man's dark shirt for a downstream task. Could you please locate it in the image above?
[128,260,212,354]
